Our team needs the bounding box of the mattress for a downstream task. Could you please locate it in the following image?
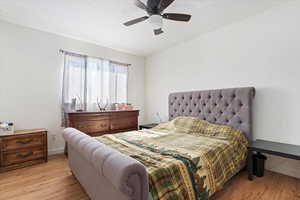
[95,120,248,200]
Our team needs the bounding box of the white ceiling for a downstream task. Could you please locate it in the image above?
[0,0,290,56]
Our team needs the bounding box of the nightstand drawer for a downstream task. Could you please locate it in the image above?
[2,148,44,166]
[1,134,44,151]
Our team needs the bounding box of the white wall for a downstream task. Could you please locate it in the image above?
[145,1,300,178]
[0,20,145,155]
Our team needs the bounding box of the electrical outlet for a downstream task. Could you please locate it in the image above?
[51,134,57,141]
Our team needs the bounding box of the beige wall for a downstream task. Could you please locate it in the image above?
[0,20,145,155]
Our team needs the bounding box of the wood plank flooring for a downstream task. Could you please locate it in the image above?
[0,154,300,200]
[0,155,88,200]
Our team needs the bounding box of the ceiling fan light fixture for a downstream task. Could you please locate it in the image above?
[149,14,163,29]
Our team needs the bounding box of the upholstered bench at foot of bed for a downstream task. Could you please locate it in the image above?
[63,128,149,200]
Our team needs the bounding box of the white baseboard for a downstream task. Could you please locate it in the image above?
[48,148,64,156]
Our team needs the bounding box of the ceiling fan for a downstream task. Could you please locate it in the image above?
[123,0,192,35]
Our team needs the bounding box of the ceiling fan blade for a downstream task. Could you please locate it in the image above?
[134,0,147,10]
[163,13,191,22]
[123,16,149,26]
[154,28,164,35]
[159,0,175,12]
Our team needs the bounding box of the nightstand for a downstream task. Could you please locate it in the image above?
[247,139,300,180]
[139,123,159,130]
[0,129,48,173]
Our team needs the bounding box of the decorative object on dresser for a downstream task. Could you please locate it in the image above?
[64,110,139,155]
[139,123,158,130]
[0,122,14,136]
[96,98,109,111]
[247,139,300,180]
[0,129,48,173]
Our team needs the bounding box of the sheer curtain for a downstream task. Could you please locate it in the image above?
[86,58,128,111]
[61,52,128,126]
[62,53,86,112]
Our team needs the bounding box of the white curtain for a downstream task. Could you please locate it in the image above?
[86,58,128,111]
[61,52,128,126]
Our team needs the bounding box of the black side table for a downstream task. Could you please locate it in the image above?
[139,123,159,130]
[248,140,300,180]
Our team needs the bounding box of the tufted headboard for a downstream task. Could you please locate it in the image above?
[169,87,255,140]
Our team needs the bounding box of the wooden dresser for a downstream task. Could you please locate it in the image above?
[65,110,139,155]
[0,129,48,173]
[66,110,139,136]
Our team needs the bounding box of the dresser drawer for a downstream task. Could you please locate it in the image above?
[2,148,44,166]
[110,117,137,131]
[73,120,110,133]
[1,134,44,151]
[110,111,139,119]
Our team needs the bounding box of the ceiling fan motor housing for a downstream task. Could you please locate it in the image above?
[147,0,162,14]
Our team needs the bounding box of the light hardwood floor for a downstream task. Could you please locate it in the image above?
[0,154,300,200]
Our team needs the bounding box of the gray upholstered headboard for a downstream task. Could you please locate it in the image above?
[169,87,255,140]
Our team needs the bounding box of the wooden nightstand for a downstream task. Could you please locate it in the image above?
[0,129,48,173]
[139,123,159,130]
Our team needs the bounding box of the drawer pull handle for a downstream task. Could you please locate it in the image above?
[17,139,33,144]
[17,152,33,159]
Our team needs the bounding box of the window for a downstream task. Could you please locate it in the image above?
[62,52,128,112]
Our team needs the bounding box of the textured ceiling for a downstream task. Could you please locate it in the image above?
[0,0,289,56]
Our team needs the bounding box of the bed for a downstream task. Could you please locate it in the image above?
[63,87,255,200]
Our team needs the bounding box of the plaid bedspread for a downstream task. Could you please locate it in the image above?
[95,121,247,200]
